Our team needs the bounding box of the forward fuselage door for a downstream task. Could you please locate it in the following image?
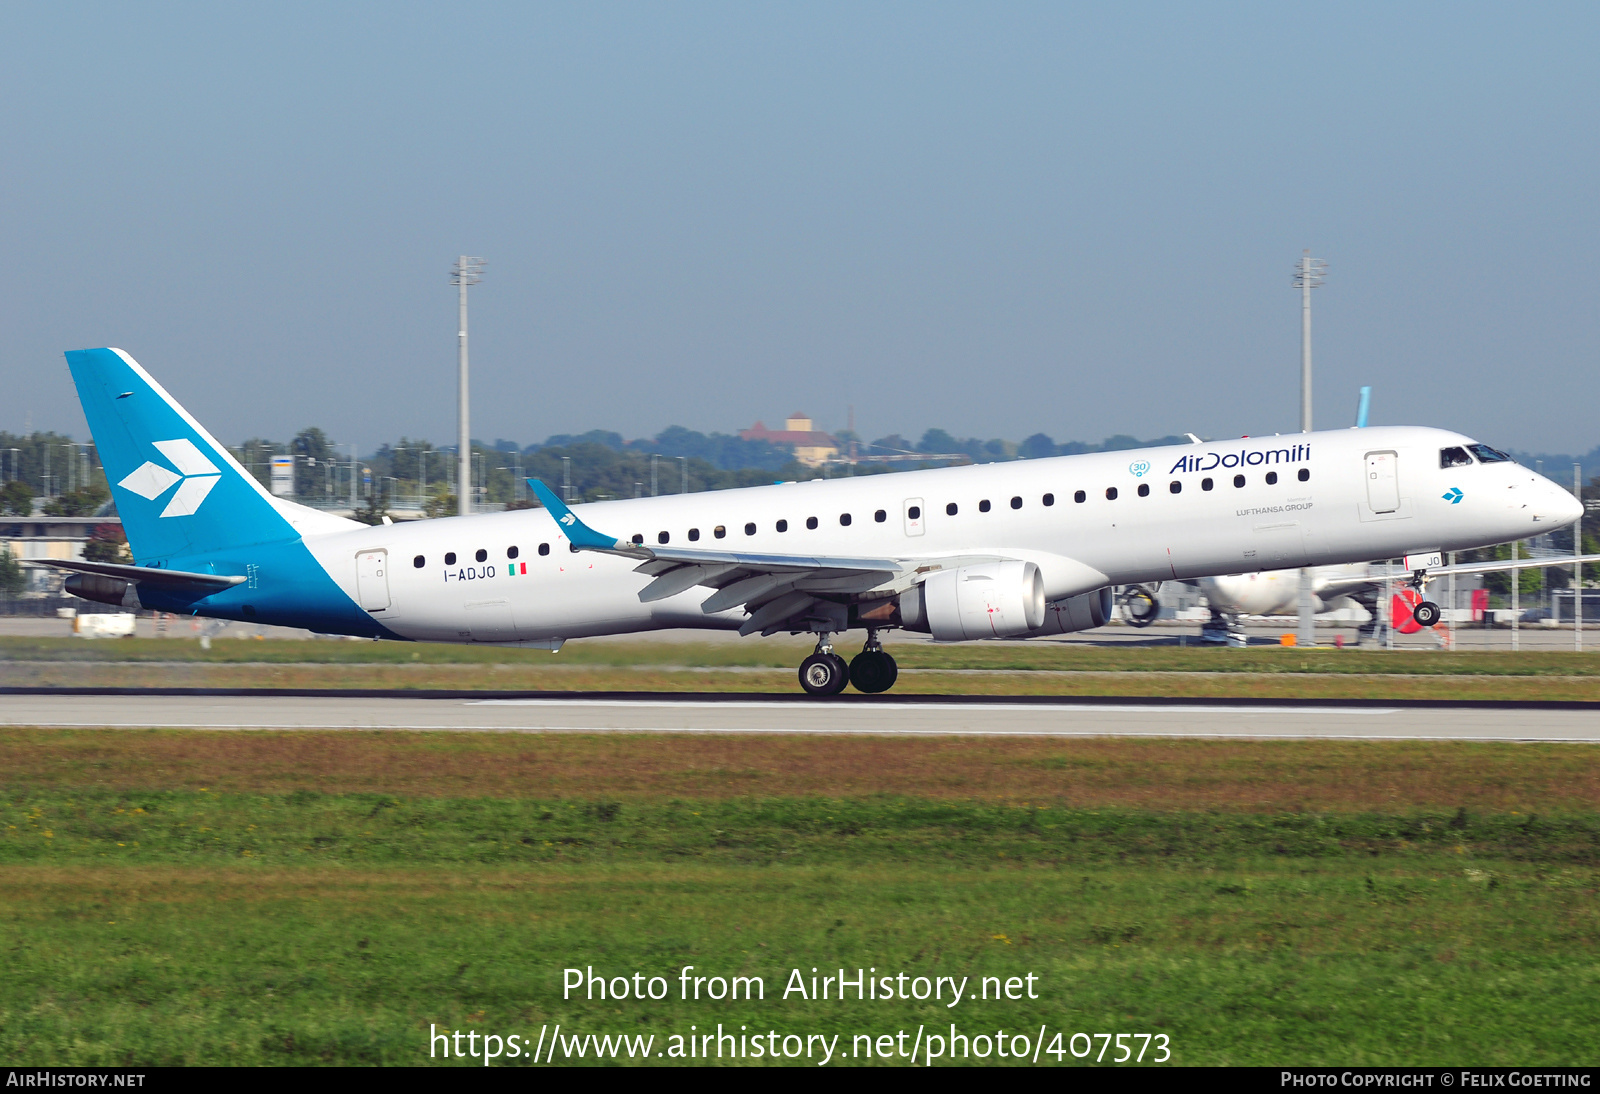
[903,498,925,536]
[1364,451,1400,514]
[356,549,391,612]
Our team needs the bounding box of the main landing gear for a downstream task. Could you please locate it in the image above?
[797,632,899,696]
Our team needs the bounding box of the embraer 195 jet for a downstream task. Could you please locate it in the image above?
[42,349,1593,695]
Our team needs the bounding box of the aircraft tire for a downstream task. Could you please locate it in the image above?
[849,650,899,694]
[1412,600,1441,627]
[799,652,850,696]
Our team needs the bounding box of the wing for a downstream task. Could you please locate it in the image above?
[1423,554,1600,580]
[1314,554,1600,598]
[527,478,904,635]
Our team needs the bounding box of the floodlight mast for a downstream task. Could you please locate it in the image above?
[451,256,486,516]
[1293,251,1327,648]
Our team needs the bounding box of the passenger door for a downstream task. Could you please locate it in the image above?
[1364,451,1400,514]
[356,550,390,612]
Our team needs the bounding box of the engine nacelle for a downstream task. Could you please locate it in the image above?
[899,561,1046,640]
[1026,586,1114,636]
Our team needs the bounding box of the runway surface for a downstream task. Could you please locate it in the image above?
[1,691,1597,741]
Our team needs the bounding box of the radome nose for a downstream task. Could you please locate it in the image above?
[1542,481,1584,527]
[1558,488,1584,525]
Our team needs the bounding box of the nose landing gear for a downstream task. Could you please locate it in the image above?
[1405,567,1443,630]
[797,632,900,696]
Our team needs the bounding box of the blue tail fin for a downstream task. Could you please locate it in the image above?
[67,348,332,564]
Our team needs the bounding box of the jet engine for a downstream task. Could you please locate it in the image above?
[1119,584,1161,627]
[899,560,1046,640]
[1026,586,1114,636]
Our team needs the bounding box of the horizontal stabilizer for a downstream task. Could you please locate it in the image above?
[26,558,246,591]
[29,558,245,610]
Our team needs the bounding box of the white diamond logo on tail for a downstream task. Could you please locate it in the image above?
[116,439,223,518]
[119,461,181,500]
[161,474,221,517]
[152,438,219,477]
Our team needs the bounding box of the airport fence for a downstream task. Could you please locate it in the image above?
[0,596,83,617]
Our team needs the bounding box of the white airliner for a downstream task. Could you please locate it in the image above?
[41,349,1593,695]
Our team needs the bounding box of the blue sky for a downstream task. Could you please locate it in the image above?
[2,2,1596,452]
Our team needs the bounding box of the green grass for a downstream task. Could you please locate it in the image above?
[6,634,1600,675]
[4,781,1598,1064]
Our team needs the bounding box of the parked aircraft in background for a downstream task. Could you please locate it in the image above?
[37,349,1595,695]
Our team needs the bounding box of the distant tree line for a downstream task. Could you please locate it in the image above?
[0,432,111,516]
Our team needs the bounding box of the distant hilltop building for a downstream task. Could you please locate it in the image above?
[739,413,839,468]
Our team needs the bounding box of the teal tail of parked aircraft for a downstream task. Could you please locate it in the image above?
[51,348,384,635]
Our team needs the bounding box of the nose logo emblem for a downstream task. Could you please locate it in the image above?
[1442,487,1464,504]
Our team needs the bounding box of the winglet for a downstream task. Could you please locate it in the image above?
[526,479,630,552]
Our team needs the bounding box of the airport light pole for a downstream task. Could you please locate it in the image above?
[1512,540,1520,651]
[1293,252,1327,649]
[452,256,486,516]
[677,455,687,494]
[1576,463,1584,652]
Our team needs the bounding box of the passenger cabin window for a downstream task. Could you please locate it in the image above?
[806,516,818,530]
[874,509,887,522]
[1169,481,1181,494]
[978,499,991,512]
[538,543,550,556]
[1468,443,1512,463]
[1042,493,1054,506]
[946,503,959,516]
[839,513,852,526]
[688,528,700,542]
[413,555,425,568]
[744,523,756,536]
[1073,490,1086,503]
[475,549,487,562]
[1201,478,1213,491]
[907,506,921,519]
[1440,446,1474,468]
[1137,483,1150,497]
[714,525,726,539]
[507,546,519,559]
[1233,475,1245,488]
[631,534,644,545]
[1106,487,1118,500]
[775,520,788,533]
[1265,471,1278,485]
[444,552,457,565]
[658,531,670,544]
[1297,468,1310,482]
[1010,496,1022,509]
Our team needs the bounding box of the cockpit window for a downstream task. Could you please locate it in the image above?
[1468,443,1512,463]
[1439,446,1474,469]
